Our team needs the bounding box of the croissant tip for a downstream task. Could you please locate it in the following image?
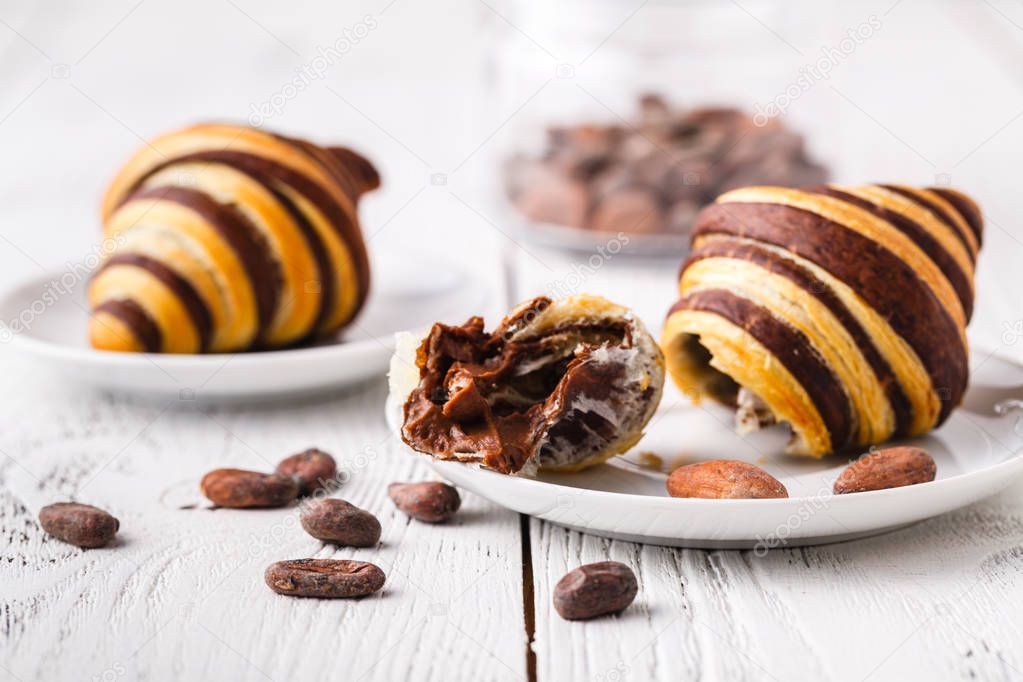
[328,146,381,196]
[89,315,145,353]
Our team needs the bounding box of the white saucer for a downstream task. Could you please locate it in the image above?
[387,351,1023,549]
[0,249,490,402]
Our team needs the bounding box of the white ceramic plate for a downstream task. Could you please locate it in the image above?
[388,351,1023,548]
[0,249,489,402]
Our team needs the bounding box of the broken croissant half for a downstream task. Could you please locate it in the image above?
[662,184,982,457]
[389,295,665,474]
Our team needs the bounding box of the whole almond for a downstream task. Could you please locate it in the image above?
[300,499,381,547]
[265,559,385,598]
[388,482,461,523]
[276,448,337,496]
[39,502,119,548]
[666,460,788,499]
[833,446,936,494]
[200,469,298,508]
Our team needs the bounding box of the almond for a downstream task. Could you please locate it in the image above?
[666,460,788,499]
[833,446,936,494]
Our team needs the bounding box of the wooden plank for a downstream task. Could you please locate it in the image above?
[529,482,1023,681]
[0,365,527,681]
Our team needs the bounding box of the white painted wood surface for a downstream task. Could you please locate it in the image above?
[3,1,1023,681]
[0,376,527,682]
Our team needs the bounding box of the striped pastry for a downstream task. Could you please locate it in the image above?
[662,184,983,457]
[89,124,378,353]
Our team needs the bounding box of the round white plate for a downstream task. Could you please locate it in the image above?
[388,351,1023,548]
[0,249,490,401]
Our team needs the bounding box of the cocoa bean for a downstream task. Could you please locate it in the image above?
[388,482,461,523]
[513,164,589,227]
[833,446,936,494]
[507,95,829,236]
[39,502,119,549]
[589,187,664,234]
[276,448,337,496]
[200,469,298,508]
[300,499,381,547]
[666,460,788,499]
[553,561,638,621]
[265,559,385,599]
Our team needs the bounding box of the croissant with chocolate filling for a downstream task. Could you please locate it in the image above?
[389,295,665,474]
[662,184,982,457]
[89,124,378,353]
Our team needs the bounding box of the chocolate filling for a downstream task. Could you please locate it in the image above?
[400,301,647,474]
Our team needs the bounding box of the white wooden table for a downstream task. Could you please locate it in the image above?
[3,1,1023,680]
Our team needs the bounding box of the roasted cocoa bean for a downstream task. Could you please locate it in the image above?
[589,187,664,234]
[553,561,638,621]
[666,460,788,499]
[513,166,589,228]
[507,95,828,236]
[200,469,298,508]
[265,559,385,599]
[388,482,461,523]
[300,499,381,547]
[834,446,936,494]
[38,502,119,549]
[275,448,337,496]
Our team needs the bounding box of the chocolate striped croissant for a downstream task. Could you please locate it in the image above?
[89,124,378,353]
[662,184,982,457]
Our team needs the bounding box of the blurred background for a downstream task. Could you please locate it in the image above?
[1,0,1021,356]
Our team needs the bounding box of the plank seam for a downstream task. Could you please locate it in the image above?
[520,513,537,682]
